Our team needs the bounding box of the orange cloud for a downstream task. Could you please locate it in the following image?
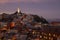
[0,0,40,4]
[0,0,8,3]
[0,0,19,4]
[0,0,57,4]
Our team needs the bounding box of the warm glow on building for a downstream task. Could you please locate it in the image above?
[53,34,56,37]
[40,35,42,38]
[49,33,51,36]
[10,22,15,28]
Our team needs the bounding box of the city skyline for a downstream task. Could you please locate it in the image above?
[0,0,60,19]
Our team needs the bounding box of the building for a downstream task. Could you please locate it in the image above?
[51,22,60,26]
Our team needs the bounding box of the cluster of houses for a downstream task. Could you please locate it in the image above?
[0,9,60,40]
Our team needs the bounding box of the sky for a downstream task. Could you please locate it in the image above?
[0,0,60,19]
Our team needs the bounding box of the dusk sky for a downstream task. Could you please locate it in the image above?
[0,0,60,19]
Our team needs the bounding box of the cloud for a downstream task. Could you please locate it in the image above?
[0,0,8,3]
[0,0,59,4]
[0,0,19,4]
